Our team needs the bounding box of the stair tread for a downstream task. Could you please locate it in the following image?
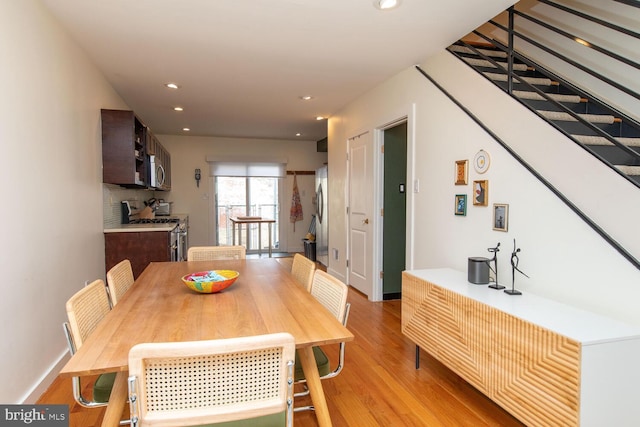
[572,135,640,147]
[513,90,583,103]
[450,44,508,59]
[484,72,554,86]
[462,57,530,71]
[614,165,640,175]
[537,110,616,124]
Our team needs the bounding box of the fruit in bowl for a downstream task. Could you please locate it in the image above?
[181,270,239,293]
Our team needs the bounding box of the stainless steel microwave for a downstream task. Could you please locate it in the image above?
[149,155,165,189]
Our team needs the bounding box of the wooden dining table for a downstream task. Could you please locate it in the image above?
[59,258,354,427]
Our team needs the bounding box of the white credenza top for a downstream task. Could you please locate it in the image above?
[405,268,640,346]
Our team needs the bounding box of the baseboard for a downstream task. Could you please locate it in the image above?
[21,349,70,404]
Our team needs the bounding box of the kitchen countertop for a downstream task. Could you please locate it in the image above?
[104,223,177,233]
[103,213,188,233]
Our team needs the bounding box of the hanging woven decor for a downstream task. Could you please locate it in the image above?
[290,173,303,231]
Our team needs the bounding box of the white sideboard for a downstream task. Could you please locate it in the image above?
[401,268,640,427]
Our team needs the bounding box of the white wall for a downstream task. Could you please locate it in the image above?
[158,135,327,253]
[0,1,128,402]
[328,51,640,328]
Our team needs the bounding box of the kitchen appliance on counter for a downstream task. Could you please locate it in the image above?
[155,201,172,216]
[121,201,132,224]
[143,197,172,216]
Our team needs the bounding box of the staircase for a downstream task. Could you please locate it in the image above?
[448,41,640,185]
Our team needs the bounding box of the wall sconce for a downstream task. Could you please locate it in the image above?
[195,168,201,187]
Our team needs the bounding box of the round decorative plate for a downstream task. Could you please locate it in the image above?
[473,150,490,174]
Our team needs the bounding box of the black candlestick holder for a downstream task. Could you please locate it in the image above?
[487,242,504,290]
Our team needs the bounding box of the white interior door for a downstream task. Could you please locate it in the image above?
[348,132,374,297]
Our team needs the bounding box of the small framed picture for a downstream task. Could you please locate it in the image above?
[455,194,467,216]
[473,180,488,206]
[493,203,509,231]
[455,160,468,185]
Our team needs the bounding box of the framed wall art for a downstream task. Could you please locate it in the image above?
[455,194,467,216]
[455,160,468,185]
[493,203,509,231]
[473,149,490,173]
[473,180,488,206]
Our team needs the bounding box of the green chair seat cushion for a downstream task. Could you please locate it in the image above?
[200,411,285,426]
[294,346,330,381]
[97,373,286,426]
[93,372,117,403]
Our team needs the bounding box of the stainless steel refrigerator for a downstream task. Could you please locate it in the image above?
[315,165,328,266]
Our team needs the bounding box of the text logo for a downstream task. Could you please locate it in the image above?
[1,405,68,426]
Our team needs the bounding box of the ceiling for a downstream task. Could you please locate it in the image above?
[40,0,514,141]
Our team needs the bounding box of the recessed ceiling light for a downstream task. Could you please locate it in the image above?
[182,127,190,132]
[374,0,401,10]
[575,38,590,47]
[165,83,179,89]
[299,96,313,101]
[316,116,325,121]
[174,107,184,112]
[296,133,302,137]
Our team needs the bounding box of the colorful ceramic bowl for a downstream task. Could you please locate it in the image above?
[181,270,239,293]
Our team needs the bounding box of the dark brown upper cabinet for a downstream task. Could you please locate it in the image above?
[101,109,148,188]
[101,109,171,190]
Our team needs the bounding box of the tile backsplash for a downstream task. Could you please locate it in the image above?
[102,184,155,227]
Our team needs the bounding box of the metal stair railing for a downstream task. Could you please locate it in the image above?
[453,37,640,179]
[447,1,640,188]
[414,64,640,271]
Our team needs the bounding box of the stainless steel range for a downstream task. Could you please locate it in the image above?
[128,217,180,224]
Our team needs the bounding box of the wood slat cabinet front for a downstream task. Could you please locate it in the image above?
[105,231,171,278]
[402,269,640,427]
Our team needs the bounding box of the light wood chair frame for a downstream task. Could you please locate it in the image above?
[187,245,246,261]
[291,253,316,292]
[106,259,135,307]
[127,333,295,427]
[63,279,113,409]
[294,270,350,412]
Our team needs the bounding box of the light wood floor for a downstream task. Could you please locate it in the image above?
[38,258,524,426]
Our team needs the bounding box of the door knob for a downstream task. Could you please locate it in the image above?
[363,218,369,225]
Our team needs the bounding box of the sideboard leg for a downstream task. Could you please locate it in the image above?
[415,345,420,369]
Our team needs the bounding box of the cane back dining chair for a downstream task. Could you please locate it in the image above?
[290,253,316,292]
[106,259,135,307]
[294,270,350,412]
[63,279,116,407]
[187,245,246,261]
[127,333,296,427]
